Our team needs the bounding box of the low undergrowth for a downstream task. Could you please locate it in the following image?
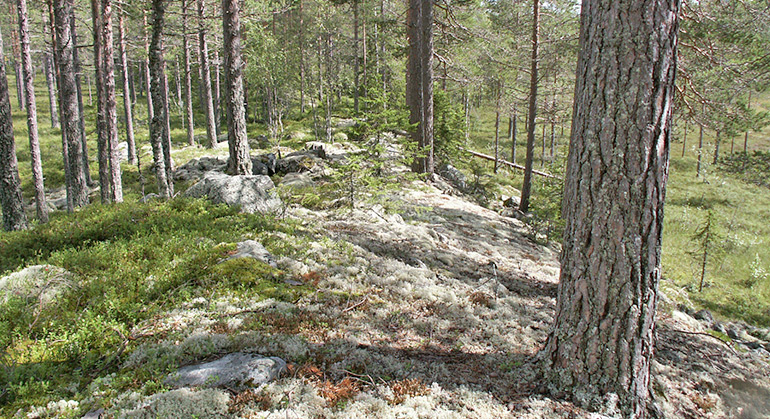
[0,198,308,415]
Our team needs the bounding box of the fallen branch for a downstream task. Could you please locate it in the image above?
[460,148,562,180]
[671,328,736,354]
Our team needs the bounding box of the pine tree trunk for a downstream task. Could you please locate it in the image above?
[510,112,517,164]
[222,0,252,175]
[407,0,434,174]
[298,0,305,114]
[197,0,216,148]
[518,0,539,213]
[118,11,136,165]
[55,0,89,210]
[100,0,123,202]
[161,60,174,195]
[43,17,59,129]
[182,0,195,146]
[8,7,26,112]
[213,47,222,137]
[681,119,687,158]
[353,0,360,115]
[0,26,28,231]
[148,0,171,198]
[542,1,680,417]
[17,0,49,223]
[71,16,93,187]
[47,0,72,208]
[697,112,703,178]
[143,13,154,123]
[91,0,111,203]
[713,130,721,165]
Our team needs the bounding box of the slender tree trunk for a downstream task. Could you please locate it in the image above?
[510,112,517,164]
[8,7,25,112]
[48,0,72,208]
[100,0,123,202]
[148,0,171,198]
[143,13,154,124]
[198,0,216,148]
[494,85,501,173]
[519,0,539,213]
[182,0,195,146]
[550,120,556,160]
[353,0,360,114]
[55,0,89,210]
[174,58,182,109]
[0,26,27,231]
[91,0,111,203]
[681,119,687,158]
[17,0,49,223]
[713,130,721,165]
[161,59,174,194]
[542,0,680,417]
[118,11,136,165]
[298,0,305,113]
[696,113,703,178]
[744,91,751,153]
[223,0,252,175]
[43,17,59,129]
[71,15,93,187]
[407,0,434,174]
[213,47,222,136]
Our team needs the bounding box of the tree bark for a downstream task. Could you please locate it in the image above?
[161,58,174,194]
[182,0,195,146]
[213,47,222,136]
[55,0,89,210]
[407,0,434,174]
[542,1,681,417]
[510,112,517,164]
[100,0,123,202]
[197,0,216,148]
[90,0,111,203]
[7,7,25,112]
[118,11,136,165]
[298,0,305,114]
[71,15,93,187]
[697,110,704,178]
[712,130,721,165]
[47,0,72,209]
[17,0,49,223]
[43,17,59,129]
[353,0,360,115]
[143,13,154,124]
[222,0,252,175]
[0,26,27,231]
[148,0,171,198]
[518,0,539,213]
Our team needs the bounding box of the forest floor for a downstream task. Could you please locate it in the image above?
[4,138,770,418]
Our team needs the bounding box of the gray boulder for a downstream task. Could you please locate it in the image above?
[280,173,315,190]
[183,172,282,214]
[0,265,73,308]
[165,353,286,390]
[438,164,469,192]
[224,240,277,268]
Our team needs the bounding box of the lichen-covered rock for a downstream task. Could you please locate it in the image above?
[280,173,315,190]
[164,352,286,390]
[224,240,277,268]
[0,265,73,308]
[183,172,282,214]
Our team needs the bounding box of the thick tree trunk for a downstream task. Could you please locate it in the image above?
[518,0,539,213]
[148,0,171,198]
[407,0,434,174]
[55,0,89,210]
[0,26,27,231]
[222,0,252,175]
[182,0,195,146]
[100,0,123,202]
[197,0,216,148]
[118,11,136,165]
[71,16,93,187]
[542,1,680,417]
[17,0,49,223]
[43,18,59,129]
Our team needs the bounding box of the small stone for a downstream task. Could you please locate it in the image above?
[694,309,714,325]
[224,240,277,268]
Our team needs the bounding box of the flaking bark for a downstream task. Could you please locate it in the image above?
[222,0,252,175]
